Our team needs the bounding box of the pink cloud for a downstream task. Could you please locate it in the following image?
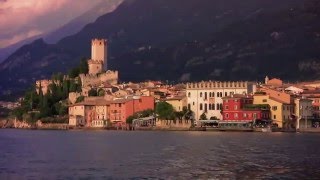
[0,0,106,48]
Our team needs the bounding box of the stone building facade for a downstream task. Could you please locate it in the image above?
[186,81,256,120]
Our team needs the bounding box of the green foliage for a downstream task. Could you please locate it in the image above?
[76,96,85,103]
[79,58,89,74]
[200,113,207,120]
[68,68,80,79]
[156,102,175,120]
[98,89,105,96]
[126,109,154,124]
[126,115,136,124]
[88,88,98,96]
[210,116,219,120]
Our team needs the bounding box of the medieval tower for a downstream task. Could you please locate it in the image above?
[88,39,108,75]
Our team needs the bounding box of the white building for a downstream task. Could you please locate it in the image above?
[186,81,256,120]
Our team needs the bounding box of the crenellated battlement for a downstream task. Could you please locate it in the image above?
[91,39,107,46]
[186,81,248,89]
[79,70,118,88]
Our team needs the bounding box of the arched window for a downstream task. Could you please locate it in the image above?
[212,92,215,97]
[188,92,191,97]
[200,103,203,110]
[200,92,203,97]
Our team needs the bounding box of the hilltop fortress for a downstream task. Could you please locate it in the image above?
[80,39,118,87]
[36,38,118,94]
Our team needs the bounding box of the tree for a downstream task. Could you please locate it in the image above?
[210,116,219,120]
[88,88,98,96]
[79,58,89,74]
[155,102,175,120]
[76,96,85,103]
[98,89,105,96]
[126,115,137,124]
[69,80,77,92]
[200,113,207,120]
[175,111,184,120]
[68,67,80,78]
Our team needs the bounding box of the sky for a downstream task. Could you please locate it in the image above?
[0,0,106,48]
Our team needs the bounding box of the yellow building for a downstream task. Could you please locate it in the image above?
[254,94,294,128]
[164,96,187,112]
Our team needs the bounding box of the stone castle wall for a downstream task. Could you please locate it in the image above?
[79,70,118,88]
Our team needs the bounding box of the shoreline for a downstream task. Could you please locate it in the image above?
[2,126,320,133]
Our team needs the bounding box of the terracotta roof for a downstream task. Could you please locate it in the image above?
[269,97,290,104]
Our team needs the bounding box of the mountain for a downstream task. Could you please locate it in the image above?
[44,0,123,44]
[0,0,317,99]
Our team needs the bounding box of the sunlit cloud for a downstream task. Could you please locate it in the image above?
[0,0,106,48]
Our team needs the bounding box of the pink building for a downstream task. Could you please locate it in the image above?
[109,96,155,126]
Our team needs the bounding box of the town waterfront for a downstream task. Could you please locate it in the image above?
[1,130,320,179]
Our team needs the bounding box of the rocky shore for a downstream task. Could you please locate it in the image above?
[0,119,68,130]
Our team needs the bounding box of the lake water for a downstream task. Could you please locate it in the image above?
[0,129,320,179]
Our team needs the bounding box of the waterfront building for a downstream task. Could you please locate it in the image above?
[222,94,271,122]
[68,96,154,128]
[186,81,256,120]
[164,96,187,112]
[294,97,314,129]
[109,96,155,127]
[253,94,294,128]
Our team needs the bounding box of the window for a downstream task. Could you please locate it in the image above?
[217,104,220,110]
[212,92,215,97]
[220,103,223,110]
[234,105,238,110]
[217,92,220,97]
[220,92,223,97]
[263,99,267,102]
[235,113,238,119]
[205,92,207,99]
[212,104,215,110]
[225,92,228,97]
[274,115,276,119]
[209,92,212,97]
[225,105,229,110]
[272,106,277,111]
[188,104,191,110]
[205,103,208,112]
[200,103,203,110]
[226,113,229,118]
[188,92,191,97]
[209,104,212,110]
[200,92,202,97]
[193,102,195,105]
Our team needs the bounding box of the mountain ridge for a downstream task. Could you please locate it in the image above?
[0,0,317,100]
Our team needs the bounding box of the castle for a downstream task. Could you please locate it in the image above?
[80,39,118,87]
[36,38,118,95]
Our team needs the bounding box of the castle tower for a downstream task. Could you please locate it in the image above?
[88,39,108,75]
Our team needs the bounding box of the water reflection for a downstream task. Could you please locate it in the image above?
[0,130,320,179]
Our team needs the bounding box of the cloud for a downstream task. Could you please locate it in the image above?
[0,0,105,48]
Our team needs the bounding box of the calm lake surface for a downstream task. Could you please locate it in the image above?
[0,130,320,179]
